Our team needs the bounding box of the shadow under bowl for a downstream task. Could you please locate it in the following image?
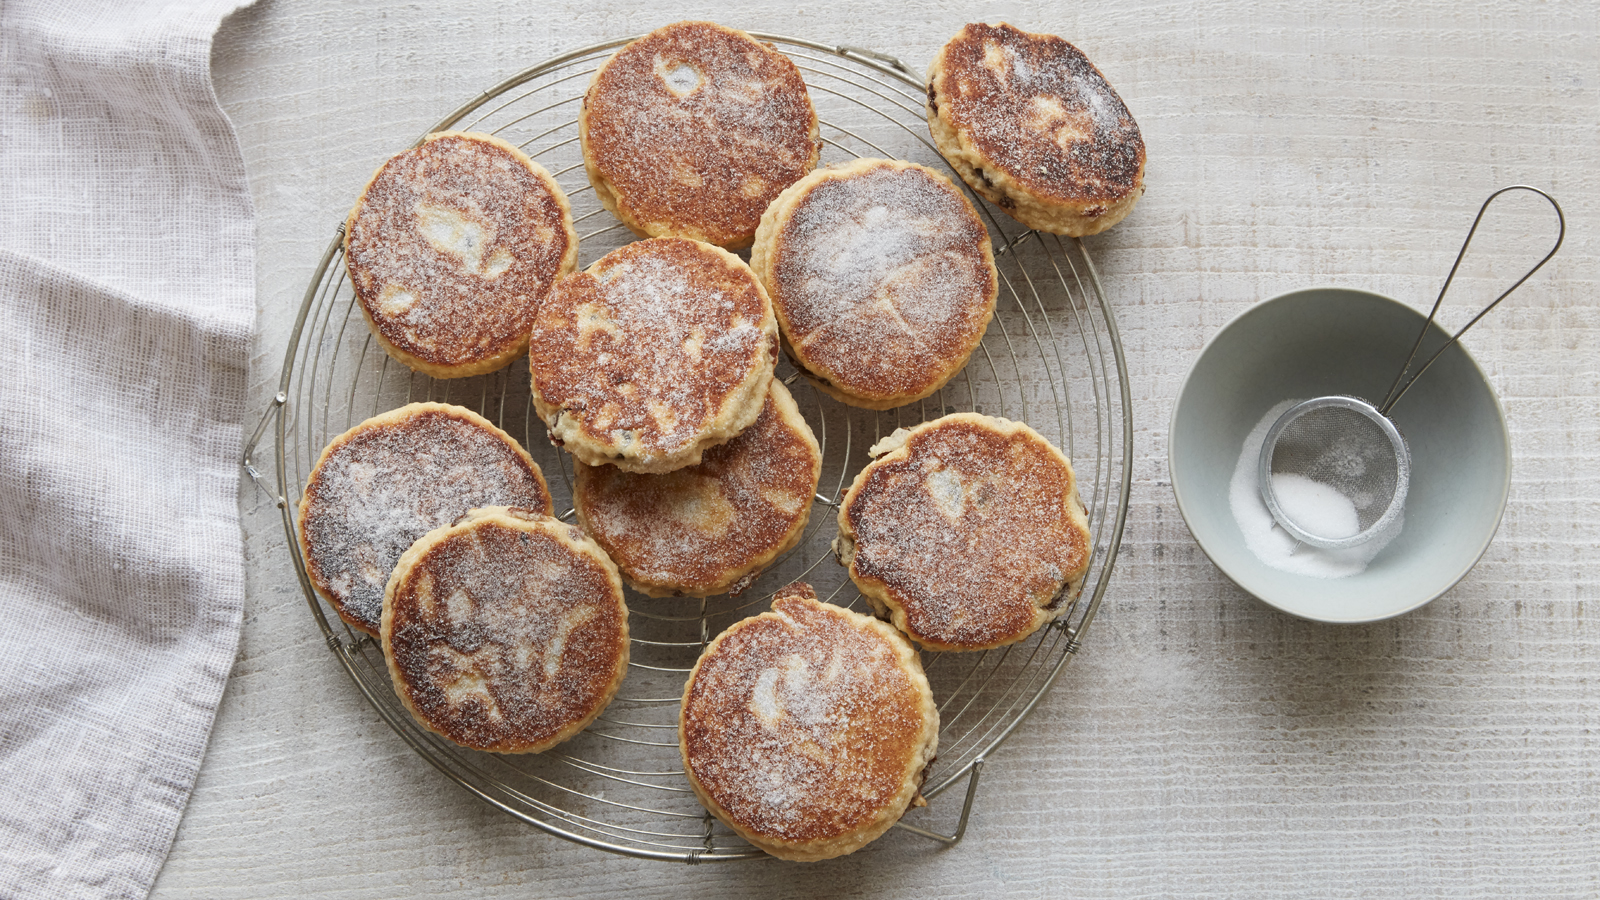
[1170,287,1511,623]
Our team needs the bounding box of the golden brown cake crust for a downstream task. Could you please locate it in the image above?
[297,403,552,636]
[572,380,820,597]
[835,413,1091,651]
[381,507,628,754]
[344,131,577,377]
[580,21,820,249]
[749,159,997,410]
[527,237,777,473]
[927,23,1145,235]
[679,583,938,861]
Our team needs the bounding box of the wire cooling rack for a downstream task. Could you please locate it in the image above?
[243,33,1133,862]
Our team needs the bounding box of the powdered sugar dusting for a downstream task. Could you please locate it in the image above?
[528,238,776,464]
[345,133,572,368]
[681,585,934,843]
[574,381,819,595]
[843,415,1090,649]
[934,23,1142,201]
[387,513,626,752]
[299,406,551,634]
[771,162,994,401]
[583,21,818,246]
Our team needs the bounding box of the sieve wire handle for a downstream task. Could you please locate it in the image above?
[1378,185,1565,415]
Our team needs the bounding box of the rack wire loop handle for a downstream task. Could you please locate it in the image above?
[241,391,287,503]
[836,44,911,74]
[1379,185,1565,414]
[891,757,984,845]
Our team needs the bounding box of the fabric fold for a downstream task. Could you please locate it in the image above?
[0,1,257,897]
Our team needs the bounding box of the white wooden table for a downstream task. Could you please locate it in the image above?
[159,1,1598,895]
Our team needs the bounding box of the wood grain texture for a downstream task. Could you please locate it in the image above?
[170,0,1599,895]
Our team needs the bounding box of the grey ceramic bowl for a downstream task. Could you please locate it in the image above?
[1170,287,1511,623]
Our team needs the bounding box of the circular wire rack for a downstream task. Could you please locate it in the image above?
[251,33,1134,862]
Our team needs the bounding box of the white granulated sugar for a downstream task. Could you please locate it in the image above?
[988,35,1120,137]
[926,467,967,519]
[1004,42,1031,82]
[377,287,417,318]
[706,323,760,353]
[656,59,704,98]
[542,606,600,679]
[414,202,488,273]
[1271,474,1360,540]
[745,655,831,732]
[1228,401,1403,578]
[750,667,782,724]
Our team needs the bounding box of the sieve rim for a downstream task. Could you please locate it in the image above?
[1257,395,1411,550]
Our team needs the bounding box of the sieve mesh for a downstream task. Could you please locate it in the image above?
[1270,405,1400,531]
[1259,396,1410,548]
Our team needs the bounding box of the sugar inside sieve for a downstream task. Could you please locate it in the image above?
[1254,184,1564,554]
[1258,396,1409,549]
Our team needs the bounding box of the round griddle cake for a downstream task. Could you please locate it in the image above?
[573,379,820,598]
[527,237,777,473]
[835,413,1091,651]
[297,403,552,636]
[926,23,1145,236]
[750,158,997,409]
[382,507,628,754]
[580,21,820,249]
[344,131,577,378]
[679,582,938,861]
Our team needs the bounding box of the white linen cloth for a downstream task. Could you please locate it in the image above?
[0,1,254,897]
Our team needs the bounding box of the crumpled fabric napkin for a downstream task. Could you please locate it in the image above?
[0,1,255,897]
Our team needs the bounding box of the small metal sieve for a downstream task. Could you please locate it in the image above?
[1259,186,1564,549]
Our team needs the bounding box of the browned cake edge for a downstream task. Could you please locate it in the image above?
[749,158,998,410]
[832,412,1091,652]
[379,505,629,754]
[925,23,1145,236]
[296,402,553,637]
[343,131,579,379]
[678,583,938,861]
